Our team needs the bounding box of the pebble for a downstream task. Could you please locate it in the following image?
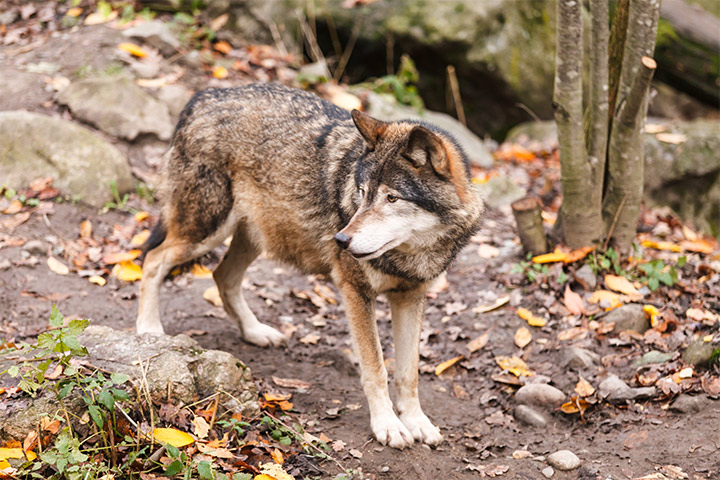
[514,404,549,427]
[23,239,46,256]
[607,304,649,333]
[671,394,708,414]
[542,466,554,478]
[573,264,597,290]
[515,383,566,408]
[598,374,656,402]
[546,450,581,470]
[563,347,600,370]
[682,337,715,367]
[635,350,674,367]
[380,466,389,473]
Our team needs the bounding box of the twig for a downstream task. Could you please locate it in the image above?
[603,194,627,251]
[333,18,362,82]
[267,20,288,58]
[297,10,329,75]
[515,102,542,123]
[143,445,166,469]
[446,65,466,126]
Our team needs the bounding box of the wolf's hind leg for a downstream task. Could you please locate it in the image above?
[213,226,287,347]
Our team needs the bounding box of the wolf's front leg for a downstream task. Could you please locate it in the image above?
[387,289,443,446]
[337,278,414,449]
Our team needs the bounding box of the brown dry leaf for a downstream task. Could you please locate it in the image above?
[214,40,232,54]
[79,219,92,239]
[495,356,533,377]
[44,364,63,380]
[559,396,591,414]
[680,239,715,254]
[41,418,61,434]
[272,376,312,390]
[434,355,464,376]
[513,327,532,349]
[656,132,687,144]
[3,199,23,214]
[103,250,142,265]
[472,296,509,313]
[130,229,150,246]
[557,327,588,342]
[517,307,546,327]
[331,439,346,452]
[467,332,489,353]
[299,333,321,345]
[202,286,223,307]
[349,448,363,459]
[47,257,70,275]
[112,260,143,282]
[196,442,235,459]
[191,416,210,439]
[575,377,595,397]
[604,275,639,296]
[118,42,147,58]
[313,283,338,304]
[623,430,649,449]
[3,211,31,229]
[563,285,585,315]
[210,13,229,31]
[212,65,229,79]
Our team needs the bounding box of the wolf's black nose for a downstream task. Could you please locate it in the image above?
[334,232,351,249]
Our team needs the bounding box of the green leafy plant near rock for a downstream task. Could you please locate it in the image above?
[356,54,425,110]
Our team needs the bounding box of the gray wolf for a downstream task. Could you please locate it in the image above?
[137,83,484,448]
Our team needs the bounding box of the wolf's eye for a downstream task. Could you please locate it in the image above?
[387,194,398,203]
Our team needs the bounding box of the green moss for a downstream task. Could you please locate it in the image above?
[656,19,679,48]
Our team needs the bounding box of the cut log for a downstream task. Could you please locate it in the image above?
[512,197,548,256]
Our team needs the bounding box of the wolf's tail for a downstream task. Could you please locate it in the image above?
[141,216,167,254]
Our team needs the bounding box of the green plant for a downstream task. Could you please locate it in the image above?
[136,181,156,204]
[588,247,623,275]
[511,256,551,284]
[638,259,679,291]
[102,179,133,213]
[358,54,425,110]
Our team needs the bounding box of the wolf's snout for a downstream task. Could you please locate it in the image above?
[334,232,351,249]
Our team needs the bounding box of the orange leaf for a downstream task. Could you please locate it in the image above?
[213,65,229,79]
[517,307,547,327]
[2,199,22,214]
[641,240,682,252]
[560,397,591,414]
[434,355,464,376]
[103,249,142,265]
[563,285,585,315]
[134,211,149,222]
[564,246,595,263]
[588,289,622,309]
[66,7,83,17]
[79,219,92,239]
[130,229,150,246]
[604,275,639,296]
[495,355,533,377]
[264,393,292,402]
[680,239,715,254]
[190,264,213,278]
[214,41,232,54]
[271,448,284,464]
[112,260,143,282]
[118,42,148,58]
[532,250,567,264]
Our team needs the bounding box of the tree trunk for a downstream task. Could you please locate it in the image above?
[607,0,630,123]
[554,0,600,248]
[603,0,661,251]
[512,197,548,256]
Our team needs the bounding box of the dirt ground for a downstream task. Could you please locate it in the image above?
[2,201,719,480]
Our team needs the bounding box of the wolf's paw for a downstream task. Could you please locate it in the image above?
[136,319,165,335]
[243,323,287,347]
[399,412,443,446]
[372,414,414,449]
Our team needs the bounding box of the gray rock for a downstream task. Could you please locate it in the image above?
[515,383,566,408]
[155,84,193,119]
[122,20,180,56]
[671,394,710,414]
[563,347,600,370]
[547,450,581,471]
[635,350,674,367]
[682,337,715,367]
[607,304,649,334]
[57,76,173,140]
[542,466,554,478]
[476,176,526,209]
[364,92,494,168]
[514,404,549,427]
[22,240,46,256]
[0,111,132,207]
[598,374,656,403]
[573,264,597,290]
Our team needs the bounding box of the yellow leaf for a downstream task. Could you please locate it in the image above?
[0,448,23,461]
[588,290,622,309]
[213,65,229,79]
[532,250,567,264]
[103,249,142,265]
[203,286,223,307]
[47,257,70,275]
[153,428,194,447]
[643,305,660,327]
[254,476,277,480]
[517,307,546,327]
[84,10,118,25]
[89,275,106,286]
[134,211,149,222]
[434,355,464,376]
[258,462,294,480]
[703,335,714,342]
[79,219,92,239]
[0,459,10,471]
[514,327,532,349]
[191,264,213,278]
[271,448,284,464]
[495,355,533,377]
[604,275,639,296]
[130,229,151,246]
[112,260,143,282]
[66,7,83,17]
[25,450,36,461]
[641,240,682,253]
[467,332,489,353]
[118,42,147,58]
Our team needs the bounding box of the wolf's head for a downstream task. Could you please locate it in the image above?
[335,110,483,276]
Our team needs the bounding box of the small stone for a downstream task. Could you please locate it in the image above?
[515,383,566,408]
[598,374,656,402]
[542,466,554,478]
[0,259,11,270]
[573,264,597,290]
[671,394,709,414]
[155,84,193,119]
[635,350,674,367]
[547,450,581,471]
[476,175,526,209]
[22,240,46,256]
[562,347,600,370]
[682,337,715,367]
[607,304,649,333]
[514,405,548,427]
[380,466,389,473]
[122,20,180,56]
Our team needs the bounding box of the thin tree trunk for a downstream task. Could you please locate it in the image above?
[607,0,630,123]
[554,0,599,248]
[512,197,548,256]
[603,0,661,251]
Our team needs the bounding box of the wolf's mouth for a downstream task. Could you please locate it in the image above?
[350,240,395,260]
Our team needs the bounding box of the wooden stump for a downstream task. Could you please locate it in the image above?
[512,197,548,256]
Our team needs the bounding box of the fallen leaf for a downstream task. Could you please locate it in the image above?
[349,448,363,458]
[641,240,682,252]
[465,463,510,477]
[557,327,588,342]
[153,428,194,447]
[84,10,118,25]
[299,333,320,345]
[0,448,24,461]
[604,275,639,296]
[517,307,546,327]
[47,257,70,275]
[2,199,22,214]
[212,65,229,79]
[513,327,532,348]
[645,123,667,134]
[191,416,210,439]
[467,332,489,353]
[532,250,567,264]
[495,356,533,377]
[564,246,595,263]
[191,264,213,278]
[643,305,660,327]
[680,239,715,254]
[44,364,63,380]
[195,443,235,459]
[271,448,284,464]
[2,211,31,229]
[477,244,500,259]
[331,439,346,452]
[118,42,148,58]
[435,355,464,376]
[210,13,229,31]
[130,229,150,246]
[588,289,622,309]
[134,211,149,222]
[79,219,92,239]
[66,7,83,17]
[563,285,585,315]
[313,283,338,304]
[623,430,649,449]
[203,286,223,307]
[575,377,595,397]
[472,296,510,313]
[512,450,531,459]
[214,40,232,54]
[88,275,106,286]
[41,418,61,433]
[112,261,143,282]
[559,396,591,414]
[103,250,142,265]
[272,376,312,390]
[655,132,687,144]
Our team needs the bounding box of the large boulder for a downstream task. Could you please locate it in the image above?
[57,75,174,141]
[0,111,133,207]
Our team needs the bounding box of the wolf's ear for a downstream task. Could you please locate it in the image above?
[403,126,449,177]
[351,110,387,149]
